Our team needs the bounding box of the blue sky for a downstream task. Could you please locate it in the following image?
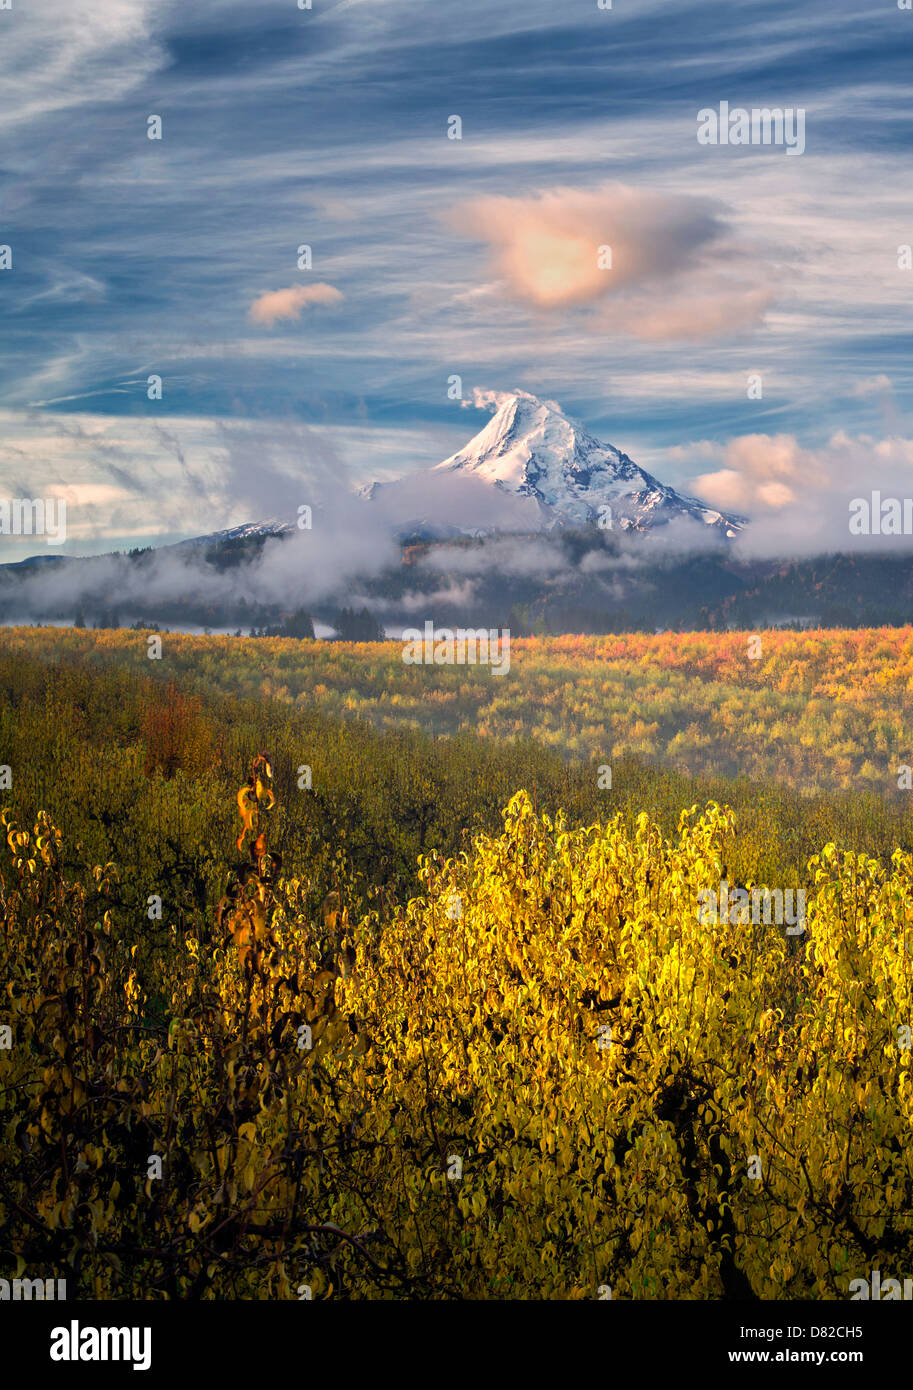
[3,0,913,553]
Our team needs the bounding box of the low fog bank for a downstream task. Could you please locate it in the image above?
[3,489,913,636]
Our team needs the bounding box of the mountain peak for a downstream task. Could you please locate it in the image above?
[362,388,745,540]
[437,390,606,492]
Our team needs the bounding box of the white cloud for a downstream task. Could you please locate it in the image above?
[0,1,161,133]
[850,375,893,397]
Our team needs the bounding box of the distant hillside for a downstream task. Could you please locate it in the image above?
[2,530,913,633]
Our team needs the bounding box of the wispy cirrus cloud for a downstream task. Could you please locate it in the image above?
[1,0,912,558]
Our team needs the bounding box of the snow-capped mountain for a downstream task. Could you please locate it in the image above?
[172,519,293,549]
[362,390,745,539]
[177,390,745,550]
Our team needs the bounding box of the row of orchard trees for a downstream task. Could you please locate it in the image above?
[1,765,912,1297]
[4,624,913,794]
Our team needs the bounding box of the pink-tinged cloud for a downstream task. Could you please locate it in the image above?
[677,431,913,556]
[687,434,821,513]
[452,183,721,307]
[450,182,773,341]
[248,283,343,327]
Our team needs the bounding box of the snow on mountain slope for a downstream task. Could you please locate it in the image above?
[364,390,746,539]
[172,519,293,549]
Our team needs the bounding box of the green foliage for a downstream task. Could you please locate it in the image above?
[0,641,909,921]
[1,627,911,1298]
[2,776,911,1298]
